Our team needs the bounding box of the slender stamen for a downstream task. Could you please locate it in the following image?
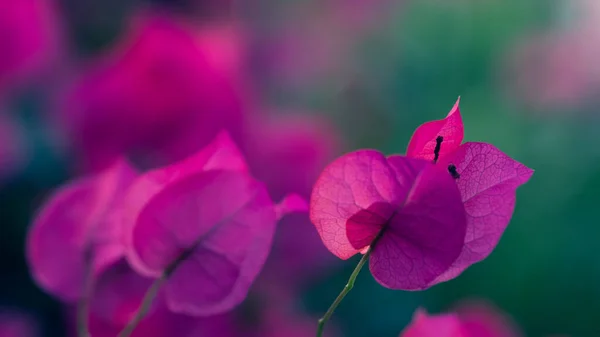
[448,164,460,179]
[433,136,443,163]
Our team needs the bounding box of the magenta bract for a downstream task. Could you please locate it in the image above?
[400,310,465,337]
[400,302,522,337]
[26,159,137,301]
[60,10,243,170]
[124,131,304,315]
[309,98,533,290]
[122,131,248,277]
[87,260,223,337]
[406,99,534,281]
[310,151,467,289]
[0,0,58,94]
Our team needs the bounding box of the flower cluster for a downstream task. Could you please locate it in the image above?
[310,99,533,290]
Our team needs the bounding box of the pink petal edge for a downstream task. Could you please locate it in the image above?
[406,97,463,161]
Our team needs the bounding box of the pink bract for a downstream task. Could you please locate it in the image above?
[406,98,463,161]
[0,0,59,95]
[60,10,243,170]
[310,150,467,290]
[400,310,466,337]
[122,131,248,277]
[400,302,522,337]
[86,260,230,337]
[125,132,305,315]
[406,99,534,281]
[26,159,137,301]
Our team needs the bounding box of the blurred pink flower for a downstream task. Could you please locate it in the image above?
[400,301,522,337]
[0,310,38,337]
[123,131,305,316]
[59,10,244,170]
[0,0,59,96]
[27,159,138,302]
[86,260,233,337]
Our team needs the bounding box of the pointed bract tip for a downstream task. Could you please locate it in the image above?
[275,193,308,220]
[448,97,461,117]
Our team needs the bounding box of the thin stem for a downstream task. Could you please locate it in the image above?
[117,272,168,337]
[316,246,373,337]
[77,260,94,337]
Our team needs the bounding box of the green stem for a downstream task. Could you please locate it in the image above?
[316,246,373,337]
[117,272,168,337]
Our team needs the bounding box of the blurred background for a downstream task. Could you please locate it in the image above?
[1,0,598,336]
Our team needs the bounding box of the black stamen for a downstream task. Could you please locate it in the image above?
[433,136,443,163]
[448,164,460,180]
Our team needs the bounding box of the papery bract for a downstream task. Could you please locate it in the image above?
[60,11,243,170]
[406,98,463,161]
[400,310,466,337]
[26,159,137,301]
[122,131,248,276]
[130,170,277,315]
[310,150,467,289]
[400,302,522,337]
[406,99,534,281]
[86,260,227,337]
[0,0,58,95]
[125,132,304,315]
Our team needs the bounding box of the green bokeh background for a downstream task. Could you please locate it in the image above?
[2,0,598,336]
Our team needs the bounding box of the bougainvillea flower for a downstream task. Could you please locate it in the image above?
[405,99,533,282]
[400,310,465,337]
[122,131,248,275]
[0,0,59,95]
[400,302,522,337]
[85,259,231,337]
[59,10,243,170]
[27,159,137,301]
[124,131,306,315]
[310,151,467,290]
[0,310,38,337]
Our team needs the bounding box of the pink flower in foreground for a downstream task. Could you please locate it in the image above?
[310,151,467,290]
[0,310,38,337]
[27,159,137,301]
[400,302,522,337]
[123,131,306,315]
[60,11,243,170]
[0,0,58,95]
[405,99,533,282]
[310,99,532,290]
